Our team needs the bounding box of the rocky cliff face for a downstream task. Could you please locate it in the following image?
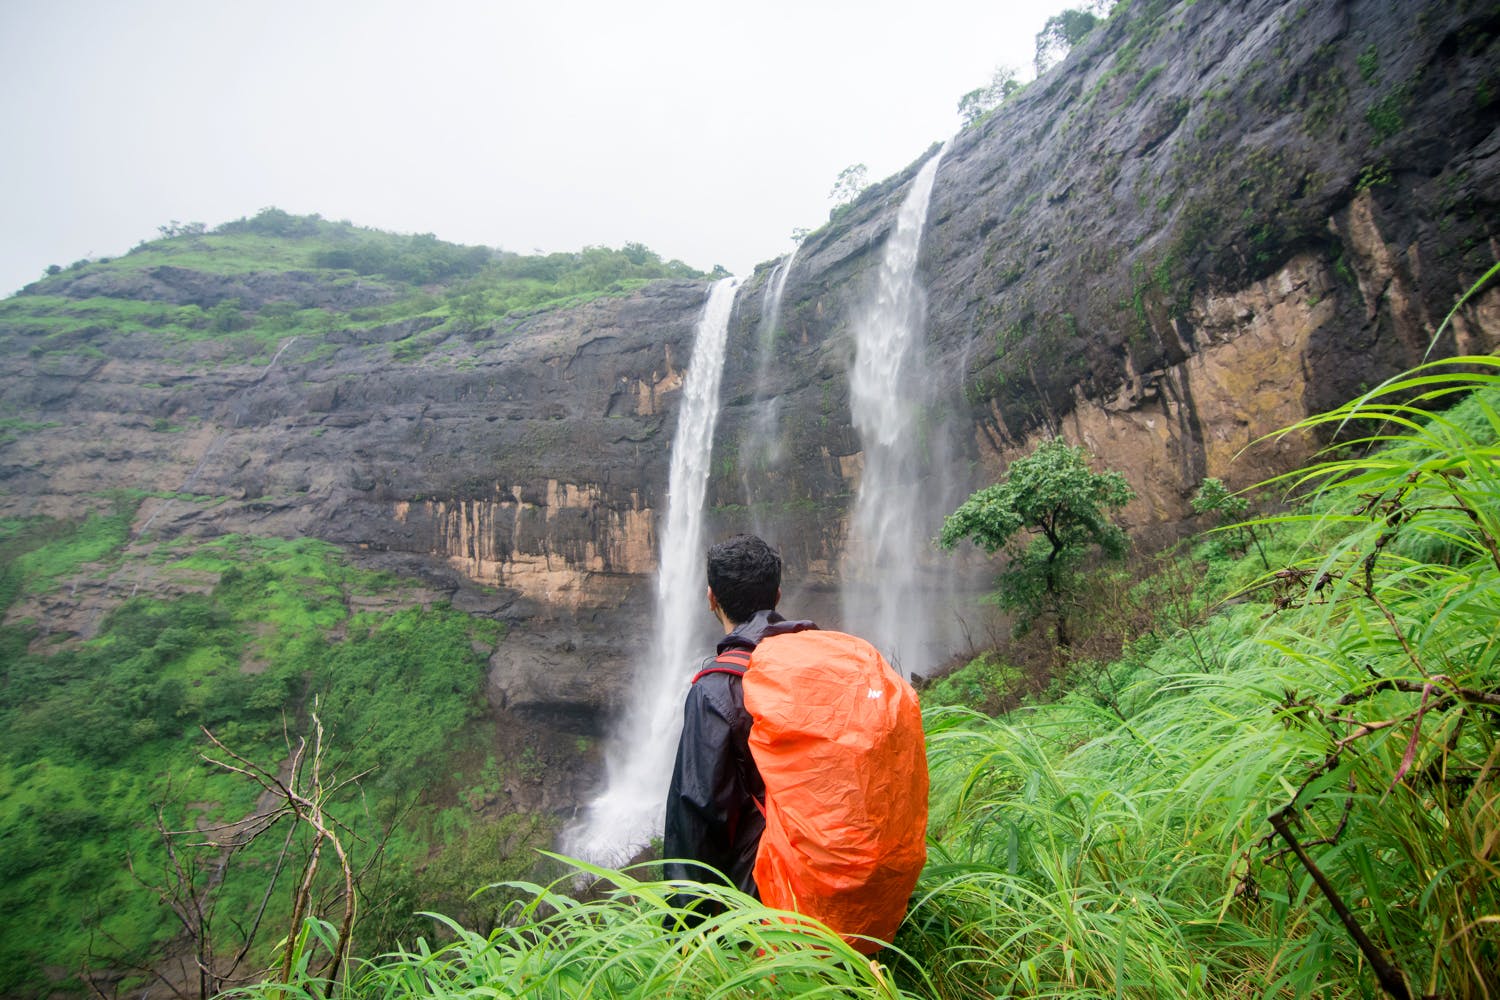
[2,276,713,773]
[925,0,1500,514]
[714,0,1498,547]
[1,0,1496,794]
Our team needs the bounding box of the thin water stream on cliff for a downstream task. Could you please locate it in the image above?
[840,146,948,677]
[564,276,740,863]
[742,247,798,538]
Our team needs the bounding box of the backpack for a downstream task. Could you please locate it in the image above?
[695,628,928,953]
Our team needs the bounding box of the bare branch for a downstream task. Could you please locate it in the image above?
[1268,808,1413,1000]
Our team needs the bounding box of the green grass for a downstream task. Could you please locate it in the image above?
[229,861,919,1000]
[5,380,1496,996]
[0,417,60,446]
[896,361,1500,998]
[103,232,325,275]
[5,235,1496,995]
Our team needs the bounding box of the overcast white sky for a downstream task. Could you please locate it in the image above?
[0,0,1080,297]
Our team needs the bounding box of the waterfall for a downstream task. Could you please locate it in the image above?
[741,247,798,536]
[563,276,740,863]
[840,147,948,677]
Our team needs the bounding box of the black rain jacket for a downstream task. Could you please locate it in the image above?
[662,609,816,914]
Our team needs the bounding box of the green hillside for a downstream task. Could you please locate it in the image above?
[0,522,542,995]
[3,208,708,365]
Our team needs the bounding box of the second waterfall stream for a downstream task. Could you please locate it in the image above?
[841,145,950,678]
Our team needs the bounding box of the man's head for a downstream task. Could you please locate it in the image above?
[706,534,782,625]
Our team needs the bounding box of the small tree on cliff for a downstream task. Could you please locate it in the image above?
[1034,2,1114,75]
[828,163,870,210]
[1192,476,1270,568]
[939,437,1134,652]
[957,66,1022,126]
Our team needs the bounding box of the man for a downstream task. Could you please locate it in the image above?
[663,533,928,949]
[662,533,812,908]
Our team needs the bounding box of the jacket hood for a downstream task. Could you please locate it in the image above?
[717,609,817,653]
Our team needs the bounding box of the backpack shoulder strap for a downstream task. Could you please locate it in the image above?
[690,647,751,684]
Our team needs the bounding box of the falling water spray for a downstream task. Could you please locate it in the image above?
[563,276,740,863]
[741,247,798,535]
[841,147,948,676]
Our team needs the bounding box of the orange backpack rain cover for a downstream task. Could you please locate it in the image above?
[742,629,928,953]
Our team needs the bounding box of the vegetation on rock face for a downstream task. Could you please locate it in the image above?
[0,0,1494,988]
[0,526,549,997]
[3,252,1494,997]
[955,1,1114,129]
[828,163,872,217]
[940,0,1498,446]
[5,209,706,365]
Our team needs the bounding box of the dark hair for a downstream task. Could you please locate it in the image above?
[707,534,781,624]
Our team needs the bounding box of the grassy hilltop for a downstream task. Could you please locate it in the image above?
[3,208,708,368]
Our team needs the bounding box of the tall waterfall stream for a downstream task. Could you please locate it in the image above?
[563,276,740,863]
